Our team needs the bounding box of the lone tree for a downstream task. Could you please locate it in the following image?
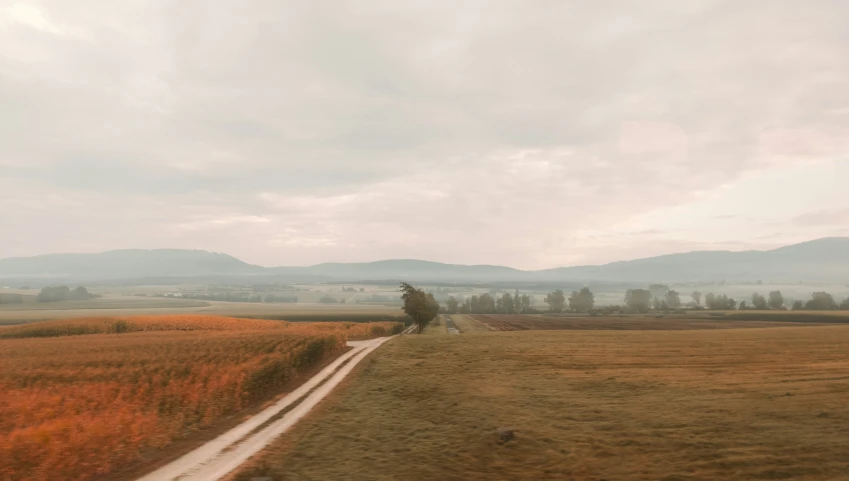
[544,290,566,313]
[399,282,440,333]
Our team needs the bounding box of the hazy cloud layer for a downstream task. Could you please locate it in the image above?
[2,0,848,268]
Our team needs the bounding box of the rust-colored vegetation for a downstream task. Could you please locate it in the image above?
[0,315,401,481]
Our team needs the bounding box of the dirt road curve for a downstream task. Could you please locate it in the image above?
[136,336,392,481]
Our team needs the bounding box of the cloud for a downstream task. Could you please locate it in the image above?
[1,0,848,268]
[791,208,849,227]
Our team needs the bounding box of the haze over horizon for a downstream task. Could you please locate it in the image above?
[3,1,848,270]
[3,236,848,272]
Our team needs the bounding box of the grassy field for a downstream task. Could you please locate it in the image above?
[451,314,492,332]
[0,315,402,481]
[231,325,849,480]
[0,297,210,311]
[0,299,405,325]
[467,314,840,331]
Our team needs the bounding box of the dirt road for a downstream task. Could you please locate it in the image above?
[136,336,392,481]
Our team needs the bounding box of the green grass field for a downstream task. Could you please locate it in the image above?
[231,323,849,481]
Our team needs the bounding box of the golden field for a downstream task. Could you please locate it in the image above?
[0,315,401,481]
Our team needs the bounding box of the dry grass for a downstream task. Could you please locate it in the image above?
[469,314,837,331]
[0,315,403,339]
[231,326,849,481]
[0,316,401,480]
[0,301,404,325]
[451,314,493,332]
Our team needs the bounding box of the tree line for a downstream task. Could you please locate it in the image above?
[624,287,849,312]
[447,284,849,314]
[36,286,96,303]
[442,290,534,314]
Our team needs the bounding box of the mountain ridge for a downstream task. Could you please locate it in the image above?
[1,238,847,283]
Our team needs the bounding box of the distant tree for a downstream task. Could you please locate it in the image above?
[37,286,73,303]
[840,297,849,310]
[751,293,768,310]
[513,290,521,314]
[792,300,804,310]
[704,292,716,309]
[478,293,496,313]
[70,286,91,300]
[445,296,459,314]
[768,291,785,310]
[665,290,682,309]
[691,290,702,307]
[651,296,663,310]
[544,290,566,313]
[319,295,339,304]
[460,298,471,314]
[705,293,736,310]
[500,293,515,314]
[625,289,652,312]
[649,284,670,299]
[264,294,278,303]
[520,294,531,313]
[399,282,440,334]
[568,287,594,312]
[469,295,480,313]
[739,300,749,310]
[805,292,838,310]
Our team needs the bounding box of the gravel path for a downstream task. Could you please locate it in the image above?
[136,336,392,481]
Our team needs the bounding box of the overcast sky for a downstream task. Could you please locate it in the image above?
[2,1,848,269]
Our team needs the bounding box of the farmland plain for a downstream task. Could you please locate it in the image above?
[231,321,849,481]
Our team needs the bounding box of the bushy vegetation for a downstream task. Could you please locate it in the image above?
[35,286,95,303]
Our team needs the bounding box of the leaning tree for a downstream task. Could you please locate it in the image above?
[399,282,440,334]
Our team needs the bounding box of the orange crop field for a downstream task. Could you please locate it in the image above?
[0,315,402,481]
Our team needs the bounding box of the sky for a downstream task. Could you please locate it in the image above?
[1,0,848,270]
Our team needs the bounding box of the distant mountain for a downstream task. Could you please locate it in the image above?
[0,249,263,279]
[280,259,525,282]
[1,238,848,284]
[537,237,849,283]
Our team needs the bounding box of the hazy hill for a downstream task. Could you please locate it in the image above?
[282,259,525,282]
[539,237,849,283]
[1,238,847,284]
[0,249,262,279]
